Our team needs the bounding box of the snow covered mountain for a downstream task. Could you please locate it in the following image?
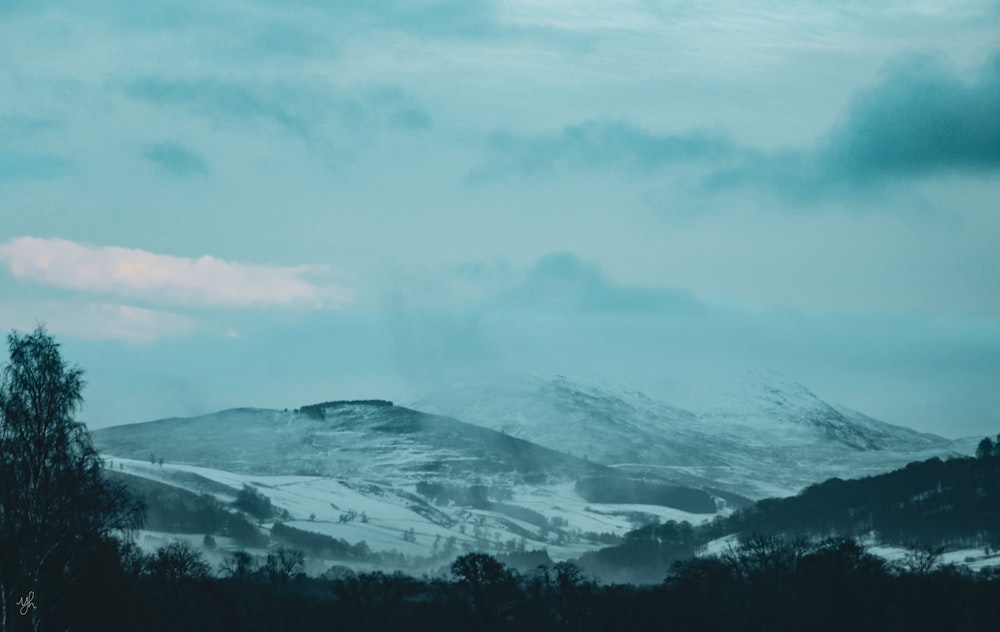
[93,401,722,570]
[412,373,967,499]
[90,377,972,574]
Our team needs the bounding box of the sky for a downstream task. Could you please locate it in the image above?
[1,0,999,438]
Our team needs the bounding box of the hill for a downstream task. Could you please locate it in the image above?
[93,402,726,570]
[413,372,967,498]
[575,448,1000,582]
[95,402,608,483]
[716,451,1000,548]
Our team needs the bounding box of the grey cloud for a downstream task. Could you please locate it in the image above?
[700,148,829,202]
[820,51,1000,181]
[387,309,497,384]
[143,142,208,176]
[0,151,72,181]
[476,50,1000,202]
[389,107,434,131]
[363,86,434,131]
[122,77,433,160]
[0,115,59,139]
[124,78,312,138]
[707,50,1000,200]
[507,252,703,314]
[471,120,741,180]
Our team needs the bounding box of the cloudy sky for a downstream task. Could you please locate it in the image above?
[2,0,999,437]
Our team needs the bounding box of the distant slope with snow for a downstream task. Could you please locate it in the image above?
[414,374,707,467]
[412,373,968,499]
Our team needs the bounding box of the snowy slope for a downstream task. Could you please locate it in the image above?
[94,404,720,570]
[103,455,714,571]
[689,371,945,451]
[412,373,967,499]
[413,373,709,467]
[94,403,607,484]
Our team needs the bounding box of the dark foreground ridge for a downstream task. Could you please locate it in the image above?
[59,541,1000,632]
[577,446,1000,583]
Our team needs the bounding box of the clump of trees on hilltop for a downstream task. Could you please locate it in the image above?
[297,400,394,420]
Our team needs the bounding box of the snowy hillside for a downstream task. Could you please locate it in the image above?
[413,373,969,499]
[93,402,721,571]
[689,371,946,452]
[414,373,707,467]
[94,403,607,484]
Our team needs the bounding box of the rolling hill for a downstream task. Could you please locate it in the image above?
[93,401,724,571]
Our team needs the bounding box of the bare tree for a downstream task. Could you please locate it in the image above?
[265,546,305,589]
[899,543,945,575]
[219,550,258,580]
[0,327,143,631]
[147,542,210,582]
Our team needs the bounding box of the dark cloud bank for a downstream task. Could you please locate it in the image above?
[717,50,1000,198]
[477,50,1000,199]
[143,142,208,176]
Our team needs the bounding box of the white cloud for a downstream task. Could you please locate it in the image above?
[0,237,353,309]
[0,300,199,345]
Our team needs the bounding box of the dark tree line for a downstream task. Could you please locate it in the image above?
[580,444,1000,583]
[57,540,1000,632]
[113,473,267,547]
[234,484,274,520]
[297,400,393,420]
[711,451,1000,549]
[574,475,717,513]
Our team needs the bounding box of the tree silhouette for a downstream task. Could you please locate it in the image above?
[146,541,210,582]
[219,550,257,580]
[548,561,593,627]
[265,546,304,589]
[899,542,945,575]
[0,327,143,630]
[977,436,996,459]
[450,552,519,622]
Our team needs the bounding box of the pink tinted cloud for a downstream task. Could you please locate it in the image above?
[0,237,353,308]
[0,300,200,344]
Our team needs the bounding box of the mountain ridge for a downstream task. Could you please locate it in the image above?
[412,373,967,498]
[94,403,612,484]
